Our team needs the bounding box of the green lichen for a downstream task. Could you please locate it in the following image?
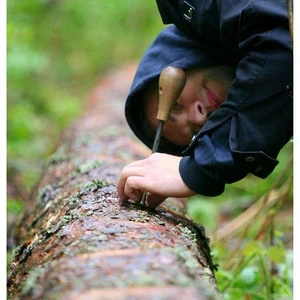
[174,223,197,243]
[128,210,149,223]
[36,184,56,204]
[77,160,101,174]
[11,245,22,259]
[47,145,68,165]
[36,160,103,205]
[74,133,92,147]
[18,262,50,299]
[60,214,73,224]
[133,272,160,286]
[172,246,200,274]
[68,195,80,206]
[21,265,46,296]
[80,179,109,192]
[65,160,102,180]
[46,212,76,235]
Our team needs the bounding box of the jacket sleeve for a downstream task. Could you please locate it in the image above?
[157,0,293,196]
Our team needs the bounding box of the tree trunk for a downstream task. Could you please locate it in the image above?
[7,64,219,300]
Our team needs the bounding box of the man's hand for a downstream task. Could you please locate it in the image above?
[117,153,196,208]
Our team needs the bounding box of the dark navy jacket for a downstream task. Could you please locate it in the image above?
[125,0,293,196]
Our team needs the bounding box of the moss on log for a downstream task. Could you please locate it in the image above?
[7,64,220,300]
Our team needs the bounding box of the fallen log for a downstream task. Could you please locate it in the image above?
[7,64,219,300]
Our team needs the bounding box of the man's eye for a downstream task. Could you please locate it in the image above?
[173,102,180,109]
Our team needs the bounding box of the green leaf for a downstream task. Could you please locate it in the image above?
[216,269,234,281]
[267,246,286,264]
[242,241,262,256]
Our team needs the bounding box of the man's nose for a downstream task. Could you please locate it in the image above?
[190,101,208,125]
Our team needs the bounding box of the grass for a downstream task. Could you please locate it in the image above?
[187,142,293,298]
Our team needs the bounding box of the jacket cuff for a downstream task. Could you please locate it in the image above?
[179,156,225,196]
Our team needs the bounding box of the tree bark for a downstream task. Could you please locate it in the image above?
[7,64,219,300]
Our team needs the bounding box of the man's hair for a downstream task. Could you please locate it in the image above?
[138,109,185,155]
[136,80,186,155]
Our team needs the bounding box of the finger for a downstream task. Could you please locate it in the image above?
[124,176,146,203]
[117,165,144,203]
[117,176,129,204]
[121,158,149,170]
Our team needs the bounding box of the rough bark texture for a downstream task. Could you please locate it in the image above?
[8,64,219,300]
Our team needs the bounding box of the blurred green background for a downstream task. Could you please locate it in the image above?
[7,0,293,298]
[7,0,164,198]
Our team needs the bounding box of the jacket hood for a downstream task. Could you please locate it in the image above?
[125,25,236,155]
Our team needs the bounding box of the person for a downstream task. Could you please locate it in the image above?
[117,0,293,208]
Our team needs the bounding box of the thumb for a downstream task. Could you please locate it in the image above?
[124,176,147,203]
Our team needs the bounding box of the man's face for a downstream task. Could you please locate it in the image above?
[144,66,235,146]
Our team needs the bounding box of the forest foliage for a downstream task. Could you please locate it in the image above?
[7,1,293,299]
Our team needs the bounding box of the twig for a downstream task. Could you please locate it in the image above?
[211,157,292,243]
